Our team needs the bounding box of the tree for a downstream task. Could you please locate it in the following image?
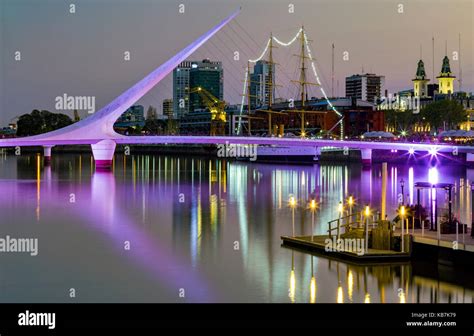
[143,119,166,135]
[384,109,419,134]
[420,100,467,133]
[16,110,73,136]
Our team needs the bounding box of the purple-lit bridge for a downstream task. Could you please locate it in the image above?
[1,8,474,168]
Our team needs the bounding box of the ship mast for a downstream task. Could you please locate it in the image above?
[289,26,319,137]
[256,32,285,137]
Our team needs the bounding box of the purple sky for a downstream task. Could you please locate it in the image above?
[1,0,472,125]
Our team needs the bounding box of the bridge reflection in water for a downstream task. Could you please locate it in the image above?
[0,153,473,303]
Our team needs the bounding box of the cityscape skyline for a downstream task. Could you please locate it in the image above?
[0,0,472,125]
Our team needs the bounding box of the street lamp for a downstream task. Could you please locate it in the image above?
[289,196,297,237]
[364,205,370,253]
[309,199,318,242]
[347,195,354,219]
[400,178,405,205]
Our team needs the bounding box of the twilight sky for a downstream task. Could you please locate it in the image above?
[0,0,472,125]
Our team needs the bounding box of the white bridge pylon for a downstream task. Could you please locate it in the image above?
[0,9,241,168]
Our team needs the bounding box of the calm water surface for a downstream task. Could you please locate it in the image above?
[0,153,473,303]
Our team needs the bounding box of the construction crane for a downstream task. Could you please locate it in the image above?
[189,87,226,136]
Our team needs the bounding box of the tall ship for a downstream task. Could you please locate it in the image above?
[238,26,340,163]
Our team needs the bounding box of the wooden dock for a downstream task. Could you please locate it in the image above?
[281,234,410,263]
[281,204,474,265]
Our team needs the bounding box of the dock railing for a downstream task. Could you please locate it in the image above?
[328,212,364,238]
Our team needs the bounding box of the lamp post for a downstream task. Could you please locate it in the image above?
[347,195,354,220]
[400,205,406,253]
[289,196,296,237]
[400,178,405,205]
[364,205,370,253]
[310,199,317,242]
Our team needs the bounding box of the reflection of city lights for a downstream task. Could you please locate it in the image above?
[310,276,316,304]
[289,270,296,303]
[348,271,353,302]
[289,196,296,208]
[338,202,343,213]
[428,167,439,185]
[337,286,344,303]
[364,293,371,303]
[399,291,406,304]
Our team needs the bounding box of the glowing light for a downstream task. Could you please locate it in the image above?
[428,167,439,185]
[249,38,271,63]
[289,196,296,208]
[337,286,344,303]
[347,195,354,206]
[408,148,415,155]
[399,291,406,304]
[273,28,302,46]
[310,276,316,303]
[428,147,438,156]
[289,270,296,303]
[364,205,370,217]
[400,205,406,217]
[364,293,371,303]
[310,199,317,210]
[338,202,343,213]
[348,271,353,302]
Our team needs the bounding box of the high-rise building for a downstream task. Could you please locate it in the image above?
[173,61,192,119]
[412,60,430,97]
[437,56,455,95]
[250,60,275,108]
[173,59,223,118]
[189,59,223,112]
[162,99,173,118]
[345,73,385,103]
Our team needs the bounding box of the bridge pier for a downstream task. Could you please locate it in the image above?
[314,147,321,162]
[43,145,54,165]
[91,140,116,170]
[361,148,372,166]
